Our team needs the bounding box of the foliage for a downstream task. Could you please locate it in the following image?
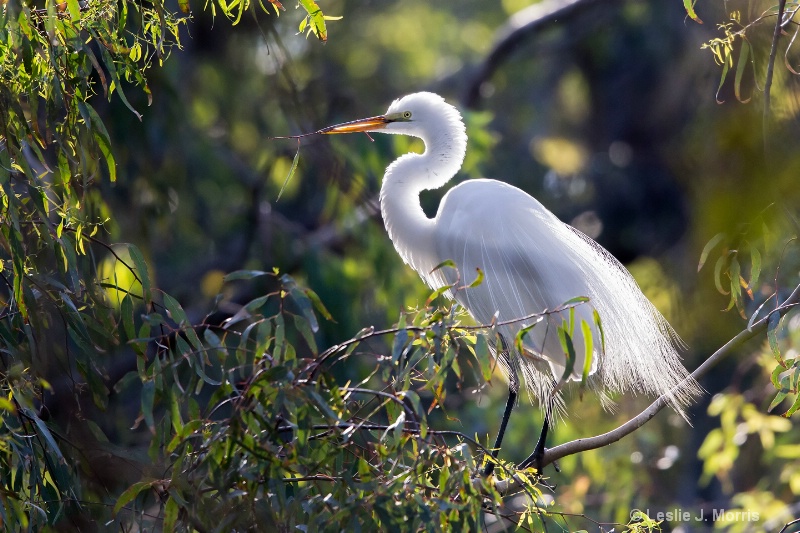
[0,0,334,526]
[2,0,800,530]
[109,270,522,530]
[694,1,800,105]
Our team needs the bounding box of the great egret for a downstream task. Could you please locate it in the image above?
[317,92,700,474]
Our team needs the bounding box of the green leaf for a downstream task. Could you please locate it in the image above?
[304,287,334,322]
[292,313,317,353]
[713,254,729,295]
[769,385,789,412]
[121,294,135,341]
[514,322,537,355]
[127,244,152,304]
[277,144,300,201]
[467,267,484,288]
[734,40,751,103]
[431,259,457,273]
[224,269,271,281]
[391,329,410,364]
[141,380,156,433]
[282,274,319,332]
[771,363,785,389]
[426,284,453,306]
[698,233,725,272]
[557,326,576,382]
[783,394,800,417]
[683,0,703,23]
[93,34,142,120]
[475,334,494,382]
[163,493,179,531]
[592,309,606,354]
[767,311,783,364]
[402,390,427,439]
[25,408,64,461]
[163,293,188,326]
[580,320,594,386]
[298,0,328,41]
[78,101,117,182]
[715,60,731,104]
[113,481,152,516]
[749,247,762,289]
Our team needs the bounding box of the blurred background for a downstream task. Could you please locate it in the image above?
[87,0,800,528]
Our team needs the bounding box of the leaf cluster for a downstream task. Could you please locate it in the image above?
[111,271,557,531]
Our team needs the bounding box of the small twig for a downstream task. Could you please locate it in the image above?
[779,517,800,533]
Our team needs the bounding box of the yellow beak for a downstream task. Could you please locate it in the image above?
[318,115,390,135]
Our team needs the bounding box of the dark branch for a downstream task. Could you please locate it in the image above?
[462,0,605,108]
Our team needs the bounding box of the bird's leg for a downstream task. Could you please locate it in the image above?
[518,397,556,472]
[482,384,517,476]
[483,343,519,477]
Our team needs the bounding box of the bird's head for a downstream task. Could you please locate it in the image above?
[319,92,464,143]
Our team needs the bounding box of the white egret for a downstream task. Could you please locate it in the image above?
[318,92,700,474]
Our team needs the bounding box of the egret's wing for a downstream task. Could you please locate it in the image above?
[427,180,700,417]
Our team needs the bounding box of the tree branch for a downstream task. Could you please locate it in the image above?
[490,282,800,493]
[462,0,606,108]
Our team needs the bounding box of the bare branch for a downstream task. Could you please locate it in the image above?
[486,282,800,494]
[533,281,800,470]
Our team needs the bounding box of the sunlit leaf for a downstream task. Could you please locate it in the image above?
[580,319,594,388]
[784,393,800,417]
[734,40,752,103]
[683,0,703,23]
[277,143,300,201]
[514,322,536,355]
[426,284,453,306]
[298,0,329,41]
[698,232,725,272]
[557,326,576,383]
[467,267,484,288]
[93,31,142,120]
[715,61,731,104]
[304,287,334,322]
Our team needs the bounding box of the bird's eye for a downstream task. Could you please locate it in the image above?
[402,111,412,119]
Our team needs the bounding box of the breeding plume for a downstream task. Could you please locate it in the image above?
[319,92,699,472]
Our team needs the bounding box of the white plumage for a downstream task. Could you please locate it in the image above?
[324,91,700,420]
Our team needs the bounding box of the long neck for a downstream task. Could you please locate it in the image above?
[379,130,467,276]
